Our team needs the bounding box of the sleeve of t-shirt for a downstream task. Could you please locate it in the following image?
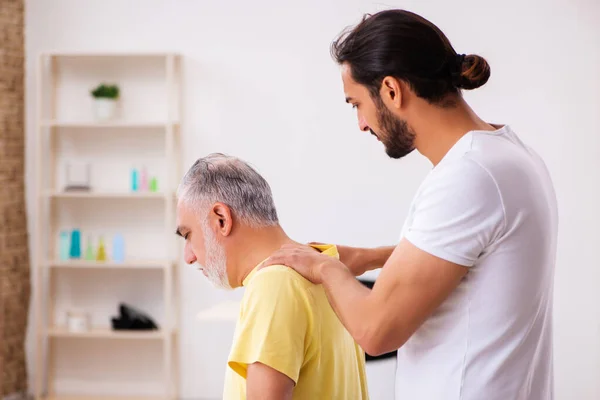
[227,266,310,384]
[403,157,506,267]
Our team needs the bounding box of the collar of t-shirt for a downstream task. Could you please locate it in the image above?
[242,243,339,287]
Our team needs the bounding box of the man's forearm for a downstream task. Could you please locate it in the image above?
[339,245,396,276]
[320,261,381,354]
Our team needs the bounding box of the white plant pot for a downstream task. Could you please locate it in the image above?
[93,98,118,121]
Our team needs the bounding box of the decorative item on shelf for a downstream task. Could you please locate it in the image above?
[66,309,90,332]
[90,83,120,121]
[111,303,158,331]
[96,236,107,261]
[140,166,148,191]
[69,229,81,259]
[131,167,139,192]
[59,231,70,261]
[112,234,125,263]
[84,235,95,261]
[149,176,158,192]
[64,162,91,192]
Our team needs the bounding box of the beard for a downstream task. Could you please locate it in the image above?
[373,97,416,159]
[201,221,232,290]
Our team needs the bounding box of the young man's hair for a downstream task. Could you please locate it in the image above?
[331,9,491,105]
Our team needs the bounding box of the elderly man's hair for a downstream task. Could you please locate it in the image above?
[177,153,279,227]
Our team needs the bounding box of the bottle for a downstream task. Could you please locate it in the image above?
[96,236,107,262]
[149,177,158,192]
[112,234,125,263]
[69,229,81,259]
[131,168,139,192]
[140,167,148,192]
[84,235,95,261]
[59,231,70,261]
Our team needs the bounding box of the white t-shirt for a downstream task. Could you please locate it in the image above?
[396,125,557,400]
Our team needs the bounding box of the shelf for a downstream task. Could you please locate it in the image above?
[43,51,178,58]
[42,395,169,400]
[48,260,171,269]
[41,120,178,129]
[45,191,170,199]
[47,327,168,340]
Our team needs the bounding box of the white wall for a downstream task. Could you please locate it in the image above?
[24,0,600,399]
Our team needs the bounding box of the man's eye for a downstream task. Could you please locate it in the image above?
[352,104,357,109]
[184,233,189,240]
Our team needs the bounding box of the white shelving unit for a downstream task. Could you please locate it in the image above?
[34,53,181,400]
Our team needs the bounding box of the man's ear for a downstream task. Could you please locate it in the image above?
[380,76,403,110]
[210,202,233,237]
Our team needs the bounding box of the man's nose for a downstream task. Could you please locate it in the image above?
[358,116,369,132]
[184,242,197,265]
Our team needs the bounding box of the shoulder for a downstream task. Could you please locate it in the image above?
[412,155,507,234]
[406,155,507,266]
[458,128,534,185]
[251,264,312,286]
[422,156,502,204]
[243,265,313,300]
[239,265,315,326]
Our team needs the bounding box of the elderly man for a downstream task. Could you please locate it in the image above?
[175,153,369,400]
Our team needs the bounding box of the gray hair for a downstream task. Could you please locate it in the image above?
[177,153,279,227]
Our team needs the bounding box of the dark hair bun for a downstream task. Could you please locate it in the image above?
[457,54,491,90]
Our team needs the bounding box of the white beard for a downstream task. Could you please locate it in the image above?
[201,221,232,290]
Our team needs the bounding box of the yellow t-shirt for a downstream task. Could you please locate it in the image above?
[223,244,369,399]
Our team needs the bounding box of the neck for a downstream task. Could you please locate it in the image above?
[411,96,495,166]
[226,224,299,288]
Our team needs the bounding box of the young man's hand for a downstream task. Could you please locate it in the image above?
[262,243,342,284]
[310,242,395,276]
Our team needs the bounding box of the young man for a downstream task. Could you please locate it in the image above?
[265,9,557,400]
[175,153,369,400]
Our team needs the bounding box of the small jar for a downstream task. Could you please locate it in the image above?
[66,310,89,332]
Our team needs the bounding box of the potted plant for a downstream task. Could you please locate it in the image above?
[90,83,120,120]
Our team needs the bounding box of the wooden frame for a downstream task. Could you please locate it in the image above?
[33,52,181,400]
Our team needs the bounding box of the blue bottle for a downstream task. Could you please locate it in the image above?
[112,234,125,263]
[131,168,139,192]
[69,229,81,259]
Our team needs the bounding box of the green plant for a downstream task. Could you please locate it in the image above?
[90,83,120,99]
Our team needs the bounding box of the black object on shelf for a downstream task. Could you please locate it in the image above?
[357,278,398,362]
[111,303,158,331]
